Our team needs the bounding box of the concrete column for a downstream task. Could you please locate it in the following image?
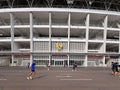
[49,54,51,66]
[84,55,88,67]
[119,31,120,53]
[85,14,90,67]
[67,54,70,67]
[119,29,120,65]
[103,15,108,66]
[30,12,33,65]
[11,55,14,66]
[68,13,71,52]
[67,13,71,67]
[10,13,14,66]
[49,12,52,65]
[103,56,106,67]
[104,15,108,53]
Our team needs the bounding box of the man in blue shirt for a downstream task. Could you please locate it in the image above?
[27,61,36,80]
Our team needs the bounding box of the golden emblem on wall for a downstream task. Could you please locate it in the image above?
[56,43,63,50]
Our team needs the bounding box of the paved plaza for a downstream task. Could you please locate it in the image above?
[0,67,120,90]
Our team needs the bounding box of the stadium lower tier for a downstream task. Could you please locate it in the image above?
[0,53,118,67]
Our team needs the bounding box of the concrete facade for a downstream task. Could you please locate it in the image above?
[0,8,120,67]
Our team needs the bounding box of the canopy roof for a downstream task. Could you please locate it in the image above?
[0,0,120,11]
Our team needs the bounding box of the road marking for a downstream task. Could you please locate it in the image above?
[60,79,93,81]
[0,79,7,81]
[56,75,72,77]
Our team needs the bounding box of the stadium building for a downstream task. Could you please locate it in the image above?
[0,0,120,67]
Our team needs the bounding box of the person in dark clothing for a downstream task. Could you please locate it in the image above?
[114,62,119,72]
[72,63,77,71]
[111,62,116,75]
[27,62,30,68]
[111,62,119,75]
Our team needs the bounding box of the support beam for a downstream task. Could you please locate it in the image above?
[85,14,90,67]
[68,12,71,67]
[49,12,52,65]
[10,13,14,66]
[30,12,33,64]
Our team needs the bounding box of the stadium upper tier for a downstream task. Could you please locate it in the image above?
[0,0,120,12]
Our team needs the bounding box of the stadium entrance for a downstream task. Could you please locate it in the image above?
[54,60,64,67]
[51,54,68,67]
[53,60,68,67]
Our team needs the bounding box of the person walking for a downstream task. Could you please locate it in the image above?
[72,63,77,71]
[46,62,50,71]
[27,62,30,68]
[27,61,36,80]
[111,62,116,75]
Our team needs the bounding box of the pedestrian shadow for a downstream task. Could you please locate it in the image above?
[34,74,47,80]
